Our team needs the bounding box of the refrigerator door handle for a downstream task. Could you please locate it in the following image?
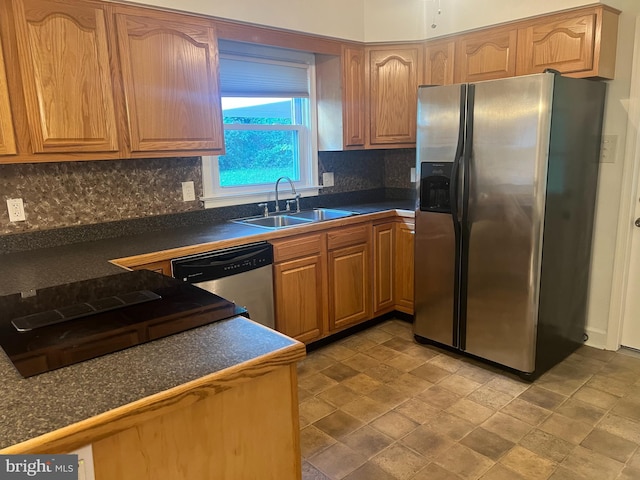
[450,85,467,224]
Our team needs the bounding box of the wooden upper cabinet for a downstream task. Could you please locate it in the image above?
[11,0,119,154]
[0,35,16,156]
[342,46,366,148]
[424,39,455,86]
[455,26,517,83]
[114,9,224,154]
[366,44,422,147]
[516,5,619,79]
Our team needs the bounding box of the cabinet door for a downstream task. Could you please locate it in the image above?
[367,45,422,146]
[515,6,618,79]
[328,242,371,331]
[424,39,455,86]
[115,10,224,154]
[0,34,16,156]
[12,0,118,154]
[455,26,517,83]
[395,222,415,313]
[373,223,395,315]
[342,46,366,147]
[274,255,324,343]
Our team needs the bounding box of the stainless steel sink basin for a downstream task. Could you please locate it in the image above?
[289,208,356,221]
[234,215,313,229]
[231,208,357,230]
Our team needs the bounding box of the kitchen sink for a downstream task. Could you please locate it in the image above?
[231,208,357,230]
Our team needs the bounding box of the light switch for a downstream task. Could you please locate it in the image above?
[322,172,334,187]
[182,181,196,201]
[601,134,618,164]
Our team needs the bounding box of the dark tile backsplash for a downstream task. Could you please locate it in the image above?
[0,149,415,251]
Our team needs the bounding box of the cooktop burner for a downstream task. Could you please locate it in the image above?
[0,270,246,377]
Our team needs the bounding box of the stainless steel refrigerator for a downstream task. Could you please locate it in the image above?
[413,72,606,378]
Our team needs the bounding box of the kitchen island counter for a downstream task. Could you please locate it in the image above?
[0,315,306,479]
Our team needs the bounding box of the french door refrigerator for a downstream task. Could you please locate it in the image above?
[413,72,606,378]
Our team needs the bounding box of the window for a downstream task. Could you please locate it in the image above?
[202,41,318,208]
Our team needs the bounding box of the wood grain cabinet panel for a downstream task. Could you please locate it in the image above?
[342,46,366,147]
[516,6,619,79]
[131,260,172,277]
[395,221,415,314]
[115,9,224,154]
[455,26,517,83]
[373,222,394,315]
[0,34,16,156]
[11,0,119,154]
[424,39,455,86]
[366,44,422,146]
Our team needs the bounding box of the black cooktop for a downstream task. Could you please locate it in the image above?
[0,270,246,377]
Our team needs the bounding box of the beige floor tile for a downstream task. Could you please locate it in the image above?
[500,398,552,426]
[446,398,494,425]
[299,372,339,395]
[321,343,358,361]
[400,425,455,458]
[547,466,586,480]
[394,398,441,424]
[485,376,529,397]
[299,397,337,426]
[611,397,640,423]
[340,372,383,395]
[385,373,432,396]
[519,428,575,463]
[413,463,465,480]
[534,373,589,396]
[432,443,494,480]
[321,362,360,382]
[560,445,624,480]
[555,397,606,425]
[618,466,640,480]
[481,412,532,443]
[581,428,638,463]
[628,449,640,469]
[591,413,640,444]
[342,425,394,459]
[382,336,416,353]
[539,413,593,444]
[308,442,366,479]
[383,352,427,372]
[302,460,332,480]
[428,353,464,373]
[341,395,390,423]
[365,363,406,383]
[338,335,378,353]
[499,446,557,480]
[479,464,526,480]
[438,374,482,397]
[367,384,412,408]
[518,386,567,410]
[571,385,619,410]
[417,384,462,410]
[459,426,514,461]
[343,461,397,480]
[428,412,476,441]
[574,345,617,362]
[378,320,413,338]
[358,329,395,345]
[300,425,337,459]
[403,344,441,361]
[467,385,514,411]
[370,411,419,440]
[298,387,314,402]
[410,363,453,383]
[586,374,631,397]
[609,352,640,371]
[367,344,402,362]
[456,363,497,384]
[314,409,364,439]
[342,352,381,372]
[302,352,337,372]
[317,384,362,407]
[371,443,428,480]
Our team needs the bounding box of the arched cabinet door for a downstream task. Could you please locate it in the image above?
[455,26,517,83]
[115,8,224,155]
[11,0,118,154]
[0,33,16,156]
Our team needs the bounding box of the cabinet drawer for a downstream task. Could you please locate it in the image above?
[327,224,370,250]
[272,233,323,263]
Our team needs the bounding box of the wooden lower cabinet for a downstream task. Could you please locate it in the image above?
[395,221,415,313]
[373,222,395,315]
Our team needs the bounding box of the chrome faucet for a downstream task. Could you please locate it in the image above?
[274,176,299,213]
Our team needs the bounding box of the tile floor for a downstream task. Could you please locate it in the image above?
[297,318,640,480]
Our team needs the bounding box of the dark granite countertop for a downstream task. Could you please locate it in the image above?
[0,316,300,450]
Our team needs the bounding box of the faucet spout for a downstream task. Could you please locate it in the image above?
[274,176,297,212]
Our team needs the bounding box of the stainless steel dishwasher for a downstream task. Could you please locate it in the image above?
[171,242,275,328]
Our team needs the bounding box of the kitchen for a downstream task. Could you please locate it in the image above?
[1,0,640,479]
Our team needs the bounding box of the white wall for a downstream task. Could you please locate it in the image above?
[122,0,639,347]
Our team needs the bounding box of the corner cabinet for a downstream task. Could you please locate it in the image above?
[455,25,517,83]
[10,0,119,156]
[516,5,619,79]
[366,44,422,147]
[395,220,415,314]
[0,34,16,156]
[114,7,224,156]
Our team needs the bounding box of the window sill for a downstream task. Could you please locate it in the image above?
[201,186,321,209]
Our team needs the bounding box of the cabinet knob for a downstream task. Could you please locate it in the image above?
[635,218,640,228]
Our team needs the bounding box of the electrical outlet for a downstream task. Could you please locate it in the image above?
[322,172,334,187]
[182,181,196,201]
[6,198,25,222]
[410,167,416,183]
